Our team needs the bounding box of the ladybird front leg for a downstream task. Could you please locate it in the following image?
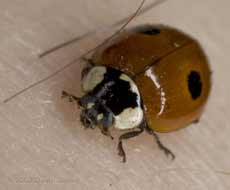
[80,110,95,129]
[97,104,114,140]
[99,126,114,140]
[61,91,80,103]
[117,127,144,163]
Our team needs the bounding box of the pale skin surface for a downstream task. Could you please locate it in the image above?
[0,0,230,190]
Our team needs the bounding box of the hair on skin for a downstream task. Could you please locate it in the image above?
[3,0,167,103]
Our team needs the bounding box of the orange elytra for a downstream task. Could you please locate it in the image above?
[92,25,211,133]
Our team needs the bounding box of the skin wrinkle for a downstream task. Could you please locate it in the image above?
[155,167,230,176]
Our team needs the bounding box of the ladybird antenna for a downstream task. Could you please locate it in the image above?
[3,0,167,103]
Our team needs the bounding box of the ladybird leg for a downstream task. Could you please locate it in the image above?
[117,127,144,163]
[81,57,95,66]
[100,126,114,140]
[145,127,175,160]
[81,57,96,79]
[80,110,95,129]
[192,119,200,124]
[98,105,114,140]
[61,91,80,103]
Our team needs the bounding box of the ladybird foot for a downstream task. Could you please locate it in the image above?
[158,143,175,160]
[146,127,175,160]
[117,141,126,163]
[154,135,175,160]
[100,127,114,140]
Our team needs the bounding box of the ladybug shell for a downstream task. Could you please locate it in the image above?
[92,25,211,132]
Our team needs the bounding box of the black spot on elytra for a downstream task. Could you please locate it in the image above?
[89,67,139,115]
[136,26,161,35]
[188,71,202,100]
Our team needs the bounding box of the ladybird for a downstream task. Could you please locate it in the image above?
[62,25,211,162]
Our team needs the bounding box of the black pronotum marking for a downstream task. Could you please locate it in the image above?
[88,67,138,115]
[188,71,202,100]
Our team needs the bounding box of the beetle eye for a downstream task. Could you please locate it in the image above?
[188,71,202,100]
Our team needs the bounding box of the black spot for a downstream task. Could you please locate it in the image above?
[137,26,161,35]
[89,67,139,115]
[188,71,202,100]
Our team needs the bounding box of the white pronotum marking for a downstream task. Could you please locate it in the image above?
[114,107,143,130]
[82,66,106,92]
[114,74,143,130]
